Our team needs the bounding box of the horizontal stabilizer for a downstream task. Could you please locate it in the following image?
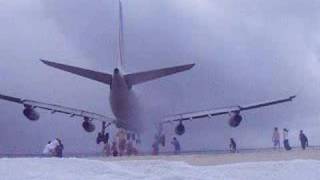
[125,63,195,86]
[40,59,112,85]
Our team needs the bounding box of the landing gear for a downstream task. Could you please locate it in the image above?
[135,134,141,144]
[96,122,111,144]
[126,132,141,144]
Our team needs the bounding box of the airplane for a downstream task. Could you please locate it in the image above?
[0,1,295,144]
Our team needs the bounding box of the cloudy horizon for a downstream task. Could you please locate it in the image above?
[0,0,320,154]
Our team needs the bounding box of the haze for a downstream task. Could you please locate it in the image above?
[0,0,319,154]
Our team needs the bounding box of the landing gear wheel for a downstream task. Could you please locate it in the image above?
[96,122,110,144]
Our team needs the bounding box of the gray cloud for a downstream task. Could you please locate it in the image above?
[0,0,320,154]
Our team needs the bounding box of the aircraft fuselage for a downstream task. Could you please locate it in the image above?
[109,68,141,132]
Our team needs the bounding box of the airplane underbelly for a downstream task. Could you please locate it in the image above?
[110,89,142,132]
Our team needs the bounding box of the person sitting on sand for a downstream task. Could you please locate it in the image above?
[42,141,52,157]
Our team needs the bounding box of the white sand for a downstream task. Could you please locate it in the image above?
[1,149,320,179]
[92,148,320,166]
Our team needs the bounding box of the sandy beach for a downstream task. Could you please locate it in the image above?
[92,147,320,166]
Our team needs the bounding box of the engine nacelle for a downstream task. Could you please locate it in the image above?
[229,114,243,127]
[175,122,185,136]
[23,107,40,121]
[82,118,95,133]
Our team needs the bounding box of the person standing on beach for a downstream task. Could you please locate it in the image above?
[272,127,281,150]
[283,128,292,151]
[55,138,64,158]
[229,138,237,153]
[299,130,308,150]
[171,137,181,154]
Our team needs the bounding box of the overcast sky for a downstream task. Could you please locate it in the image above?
[0,0,320,154]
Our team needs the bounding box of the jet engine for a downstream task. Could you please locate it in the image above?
[175,122,185,135]
[228,113,243,127]
[82,118,95,133]
[23,106,40,121]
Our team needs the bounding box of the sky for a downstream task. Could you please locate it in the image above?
[0,0,320,154]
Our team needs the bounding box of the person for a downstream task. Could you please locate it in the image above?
[299,130,309,150]
[43,139,59,157]
[42,141,52,157]
[283,128,292,151]
[272,127,281,150]
[159,135,166,147]
[103,143,111,156]
[152,134,160,155]
[111,141,118,157]
[126,140,134,156]
[116,129,127,156]
[55,138,64,158]
[132,146,138,155]
[229,138,237,153]
[152,141,159,155]
[171,137,181,154]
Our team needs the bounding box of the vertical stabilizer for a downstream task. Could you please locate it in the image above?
[118,0,125,70]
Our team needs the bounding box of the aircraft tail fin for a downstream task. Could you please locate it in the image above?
[118,0,125,70]
[40,59,113,85]
[124,63,195,86]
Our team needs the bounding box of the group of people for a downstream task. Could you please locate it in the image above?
[225,127,310,154]
[230,127,310,154]
[102,129,138,157]
[42,138,64,158]
[152,136,181,155]
[41,127,310,157]
[272,127,309,151]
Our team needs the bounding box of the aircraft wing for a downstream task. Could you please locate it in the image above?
[0,94,115,123]
[161,95,296,124]
[40,59,113,85]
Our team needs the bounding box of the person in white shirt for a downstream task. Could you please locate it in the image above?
[42,139,59,157]
[272,127,281,150]
[42,141,52,156]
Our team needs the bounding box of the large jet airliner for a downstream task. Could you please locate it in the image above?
[0,1,295,143]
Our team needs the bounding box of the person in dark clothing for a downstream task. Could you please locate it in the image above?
[299,130,308,150]
[283,128,292,151]
[171,137,181,154]
[55,138,64,158]
[111,141,118,157]
[229,138,237,153]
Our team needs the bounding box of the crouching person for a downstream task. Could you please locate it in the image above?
[42,139,59,157]
[42,141,52,157]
